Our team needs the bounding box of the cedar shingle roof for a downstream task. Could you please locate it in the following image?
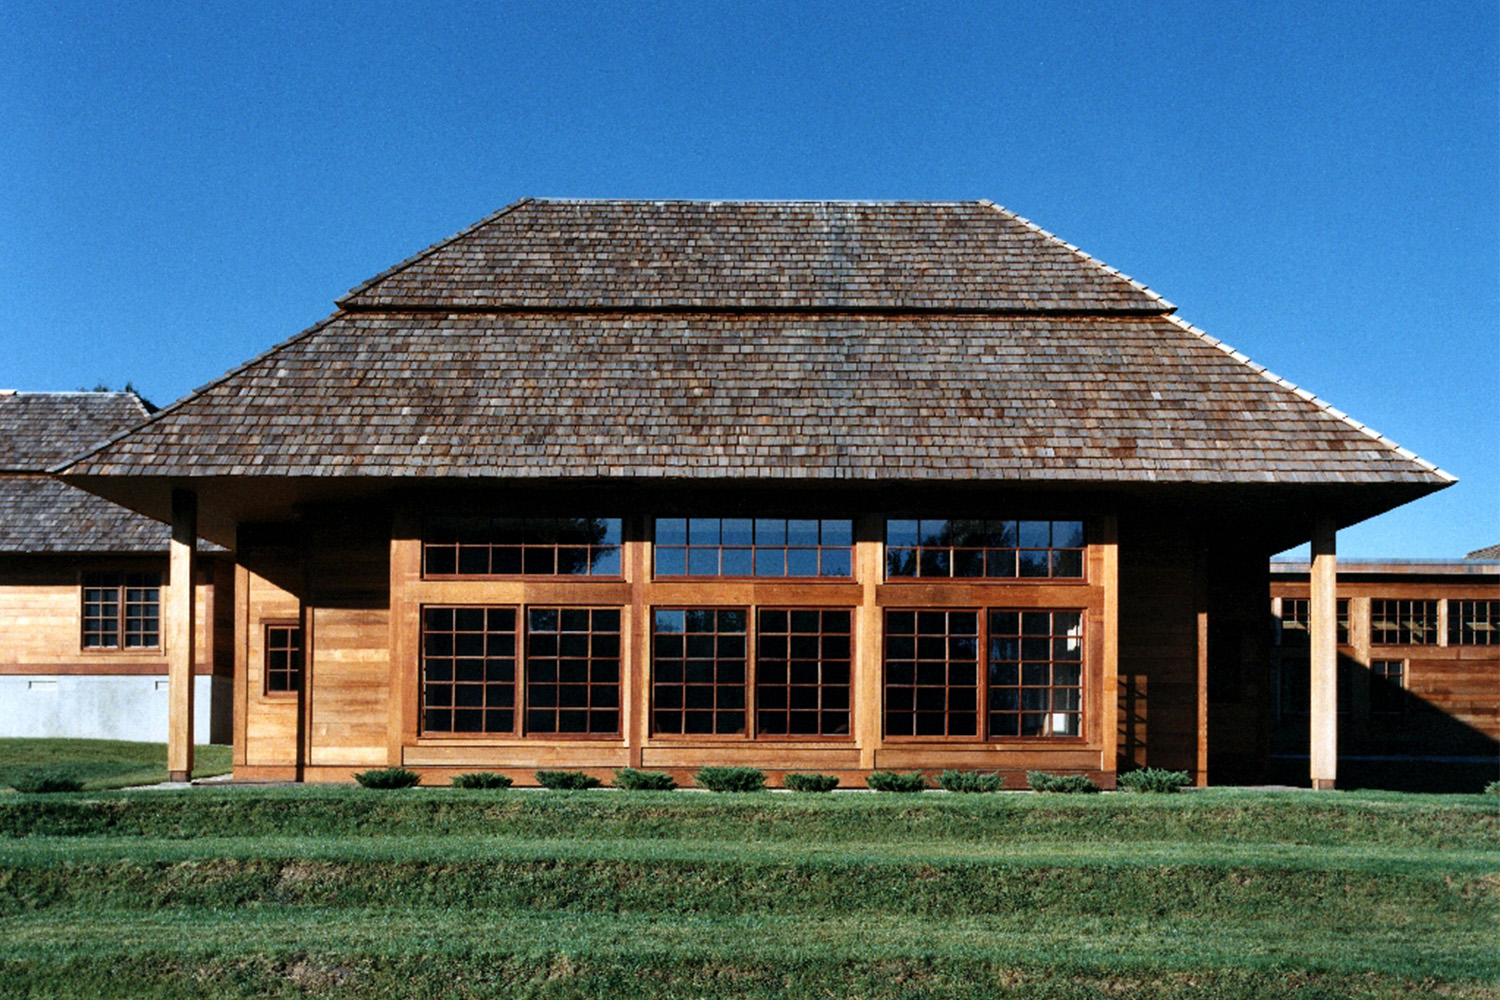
[0,391,169,553]
[338,200,1170,313]
[61,200,1452,488]
[0,391,150,471]
[1467,544,1500,560]
[0,475,169,553]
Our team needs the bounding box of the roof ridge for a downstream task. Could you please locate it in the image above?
[336,197,535,307]
[977,201,1175,313]
[51,312,346,475]
[1162,312,1457,484]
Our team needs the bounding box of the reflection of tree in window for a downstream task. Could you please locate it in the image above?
[423,517,622,576]
[885,519,1084,579]
[653,518,852,578]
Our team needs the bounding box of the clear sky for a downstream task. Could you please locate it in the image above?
[3,1,1495,558]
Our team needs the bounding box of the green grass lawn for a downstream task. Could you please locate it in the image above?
[0,787,1495,998]
[0,738,232,790]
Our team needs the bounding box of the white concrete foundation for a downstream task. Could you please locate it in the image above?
[0,674,231,744]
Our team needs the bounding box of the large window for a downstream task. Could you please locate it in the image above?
[1370,599,1438,645]
[264,624,303,694]
[1449,600,1498,646]
[755,609,852,737]
[651,609,748,734]
[653,518,852,578]
[423,517,622,577]
[420,606,621,737]
[82,572,161,649]
[885,520,1084,579]
[987,610,1083,737]
[650,607,854,738]
[883,608,1083,739]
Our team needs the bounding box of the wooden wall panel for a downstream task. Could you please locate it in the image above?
[307,605,392,767]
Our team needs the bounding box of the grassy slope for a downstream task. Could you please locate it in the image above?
[0,788,1496,998]
[0,738,232,790]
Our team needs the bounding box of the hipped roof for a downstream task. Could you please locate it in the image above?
[0,391,170,553]
[60,200,1452,516]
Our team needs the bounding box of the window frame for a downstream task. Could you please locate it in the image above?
[418,604,623,740]
[882,606,1088,743]
[1369,658,1406,718]
[81,571,162,651]
[262,621,303,696]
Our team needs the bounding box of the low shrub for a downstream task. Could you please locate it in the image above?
[783,772,840,793]
[938,769,1004,793]
[866,771,928,793]
[613,768,677,791]
[694,767,766,792]
[9,767,84,794]
[353,768,421,789]
[1026,771,1099,794]
[535,770,603,790]
[1117,767,1192,794]
[450,772,513,789]
[1485,780,1500,795]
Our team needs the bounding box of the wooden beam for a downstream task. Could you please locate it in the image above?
[1310,518,1338,790]
[167,489,197,782]
[854,514,883,770]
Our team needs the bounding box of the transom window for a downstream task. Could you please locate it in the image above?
[1370,599,1438,645]
[82,572,161,649]
[420,606,621,737]
[423,517,622,577]
[653,518,853,578]
[1370,659,1405,716]
[1448,600,1498,646]
[264,624,303,694]
[884,608,1084,739]
[755,609,852,737]
[885,520,1084,579]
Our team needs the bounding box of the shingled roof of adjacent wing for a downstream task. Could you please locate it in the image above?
[337,199,1172,312]
[0,391,171,552]
[0,391,151,471]
[59,310,1452,485]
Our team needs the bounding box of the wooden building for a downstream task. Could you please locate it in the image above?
[1268,554,1499,789]
[0,391,232,743]
[57,200,1454,786]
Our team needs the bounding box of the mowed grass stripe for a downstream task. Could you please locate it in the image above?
[2,786,1497,847]
[3,834,1498,874]
[5,909,1499,987]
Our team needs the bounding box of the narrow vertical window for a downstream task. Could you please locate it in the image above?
[264,624,303,694]
[755,608,852,737]
[1369,659,1405,717]
[651,609,748,735]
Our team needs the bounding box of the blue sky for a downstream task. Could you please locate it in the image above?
[2,1,1495,557]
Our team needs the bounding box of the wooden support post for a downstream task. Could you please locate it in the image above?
[854,515,883,771]
[1309,518,1338,791]
[1098,516,1119,780]
[1193,545,1210,787]
[167,489,198,782]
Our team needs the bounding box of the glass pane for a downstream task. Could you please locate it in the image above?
[655,518,687,545]
[885,519,919,547]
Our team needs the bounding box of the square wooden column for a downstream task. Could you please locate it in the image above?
[1309,517,1338,790]
[167,488,198,783]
